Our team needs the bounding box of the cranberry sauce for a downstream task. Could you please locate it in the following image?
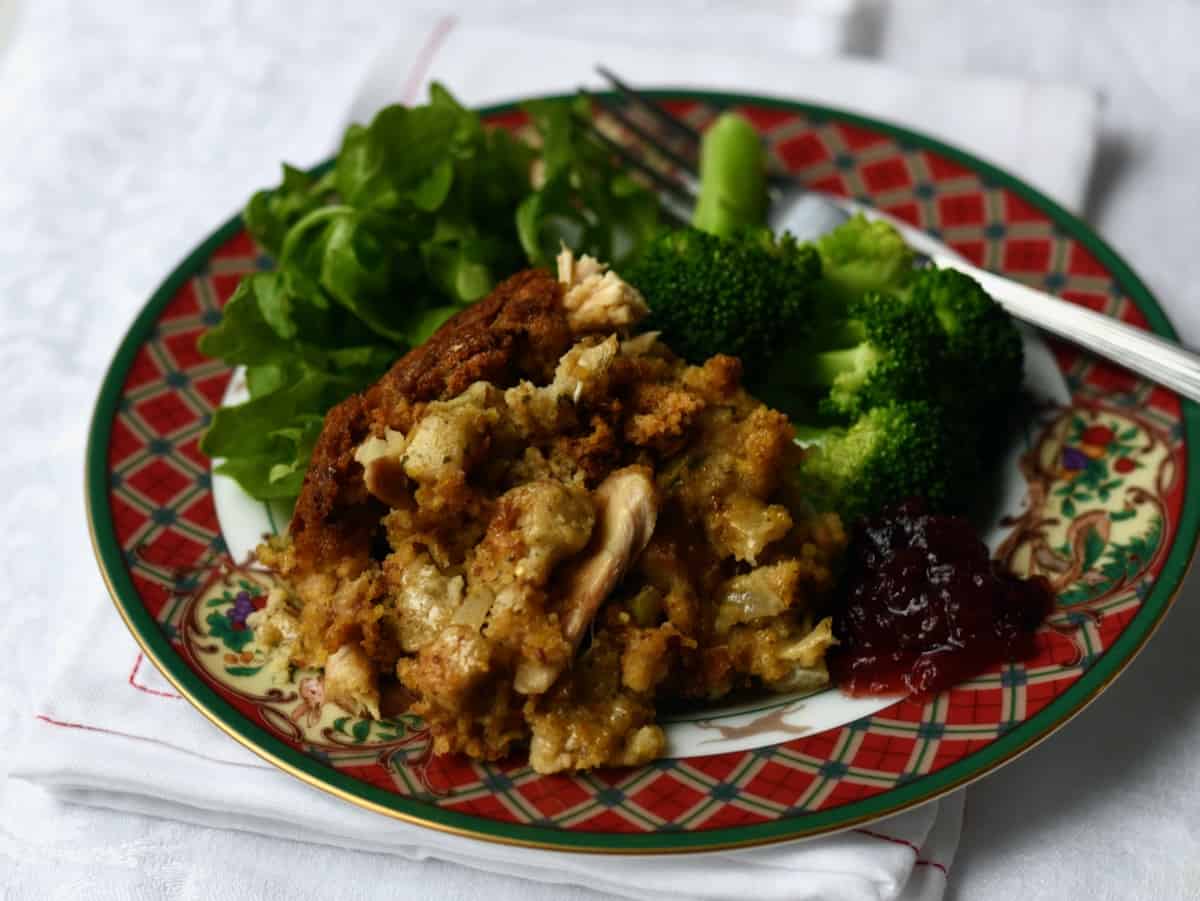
[829,498,1054,697]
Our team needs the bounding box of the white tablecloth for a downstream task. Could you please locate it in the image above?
[2,2,1199,899]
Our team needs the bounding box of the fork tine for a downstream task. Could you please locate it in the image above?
[595,65,804,210]
[583,88,701,187]
[595,65,704,148]
[577,117,698,224]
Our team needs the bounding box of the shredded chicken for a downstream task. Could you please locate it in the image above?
[560,467,658,646]
[401,382,506,487]
[355,427,408,507]
[556,245,649,333]
[383,547,466,652]
[324,643,381,719]
[713,561,802,635]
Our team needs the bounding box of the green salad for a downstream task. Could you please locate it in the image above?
[200,85,1023,523]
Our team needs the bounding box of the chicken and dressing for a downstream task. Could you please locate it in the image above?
[251,250,846,773]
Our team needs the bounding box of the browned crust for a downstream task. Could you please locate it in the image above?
[287,392,380,570]
[369,268,571,416]
[289,269,572,568]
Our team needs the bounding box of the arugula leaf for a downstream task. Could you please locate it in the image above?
[517,95,661,268]
[244,165,336,256]
[335,105,465,211]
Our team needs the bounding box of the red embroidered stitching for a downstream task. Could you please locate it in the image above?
[853,827,948,876]
[401,15,458,105]
[35,714,148,741]
[128,652,183,699]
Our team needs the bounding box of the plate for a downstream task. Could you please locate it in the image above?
[87,90,1200,853]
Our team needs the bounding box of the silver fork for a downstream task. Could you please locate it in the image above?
[585,66,1200,405]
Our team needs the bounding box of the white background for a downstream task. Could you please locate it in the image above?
[2,1,1200,899]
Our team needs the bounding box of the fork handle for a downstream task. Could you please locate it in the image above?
[929,251,1200,404]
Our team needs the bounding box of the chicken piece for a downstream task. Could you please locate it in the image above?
[713,561,802,635]
[456,480,594,694]
[402,382,506,486]
[556,245,649,333]
[382,548,466,653]
[354,427,408,507]
[510,467,658,695]
[504,335,620,437]
[560,466,658,646]
[443,479,595,696]
[620,330,661,357]
[323,643,381,719]
[727,616,837,693]
[550,335,620,405]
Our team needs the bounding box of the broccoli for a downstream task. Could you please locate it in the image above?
[815,214,916,307]
[626,227,821,380]
[691,112,768,237]
[773,220,1024,520]
[772,242,1024,416]
[912,267,1025,417]
[782,290,945,418]
[795,401,973,520]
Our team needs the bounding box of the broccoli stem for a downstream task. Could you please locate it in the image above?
[791,423,836,445]
[794,343,879,387]
[825,319,867,348]
[691,113,767,236]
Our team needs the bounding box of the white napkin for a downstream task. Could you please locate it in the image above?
[3,5,1097,900]
[352,19,1099,211]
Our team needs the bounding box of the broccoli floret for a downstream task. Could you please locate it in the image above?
[796,401,971,520]
[815,214,915,307]
[626,227,821,379]
[911,267,1025,416]
[776,259,1023,418]
[781,257,1023,520]
[784,291,945,418]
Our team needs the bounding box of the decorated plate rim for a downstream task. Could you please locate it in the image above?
[86,88,1200,854]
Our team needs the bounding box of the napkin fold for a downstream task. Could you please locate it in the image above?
[6,6,1097,901]
[21,717,963,901]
